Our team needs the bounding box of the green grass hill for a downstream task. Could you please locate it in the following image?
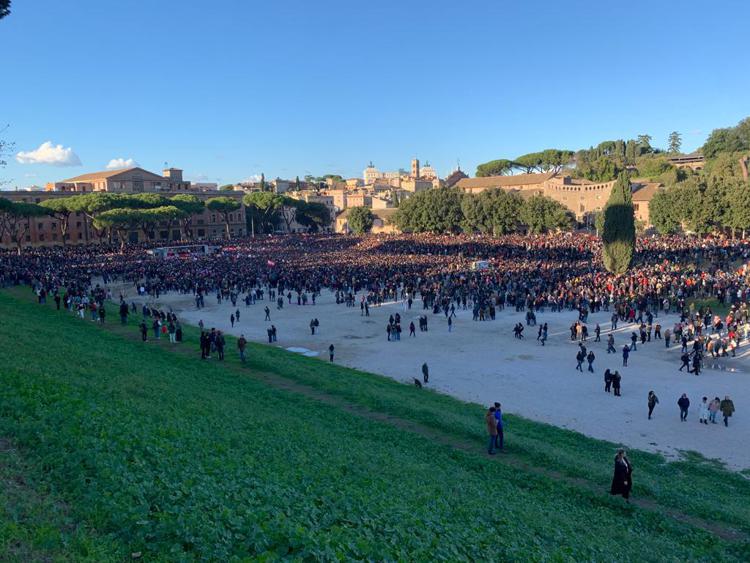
[1,288,749,561]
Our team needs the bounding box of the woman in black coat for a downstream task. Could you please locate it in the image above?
[610,448,633,502]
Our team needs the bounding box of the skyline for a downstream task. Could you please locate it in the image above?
[2,0,750,188]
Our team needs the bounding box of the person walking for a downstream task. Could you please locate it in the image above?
[486,406,498,455]
[604,369,612,393]
[678,393,690,421]
[610,449,633,502]
[119,301,129,325]
[329,344,335,362]
[448,316,453,333]
[699,397,709,424]
[422,362,429,384]
[664,328,671,348]
[691,353,702,376]
[200,331,210,359]
[648,391,659,419]
[216,331,225,361]
[622,344,630,367]
[168,321,176,344]
[607,334,616,354]
[575,349,585,372]
[230,313,235,328]
[264,306,271,321]
[720,396,735,427]
[237,334,247,363]
[139,320,148,342]
[612,371,622,396]
[708,396,720,424]
[493,402,504,451]
[586,350,595,373]
[679,352,691,371]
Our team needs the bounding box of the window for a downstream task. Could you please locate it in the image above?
[52,233,58,241]
[78,233,83,240]
[38,223,44,230]
[51,223,57,229]
[39,234,45,241]
[77,222,82,228]
[197,229,205,237]
[197,219,205,225]
[159,230,168,239]
[26,235,31,241]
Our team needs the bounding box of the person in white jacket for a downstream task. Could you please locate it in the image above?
[699,396,710,425]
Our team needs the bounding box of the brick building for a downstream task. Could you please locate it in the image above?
[2,166,245,249]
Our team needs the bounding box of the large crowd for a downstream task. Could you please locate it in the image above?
[4,232,750,319]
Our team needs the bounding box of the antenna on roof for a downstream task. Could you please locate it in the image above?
[164,161,168,169]
[456,158,461,171]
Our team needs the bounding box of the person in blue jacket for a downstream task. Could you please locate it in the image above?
[493,402,504,451]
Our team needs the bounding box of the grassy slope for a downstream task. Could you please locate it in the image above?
[0,290,747,561]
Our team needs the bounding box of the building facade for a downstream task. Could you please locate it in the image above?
[2,166,246,249]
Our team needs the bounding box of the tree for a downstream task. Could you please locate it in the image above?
[40,197,76,245]
[637,134,653,153]
[722,181,750,236]
[513,152,543,174]
[169,194,205,239]
[206,196,242,239]
[94,208,145,250]
[476,159,514,177]
[702,117,750,158]
[0,0,10,20]
[294,176,301,191]
[347,206,375,234]
[518,195,572,234]
[648,189,680,234]
[601,173,635,274]
[219,184,235,191]
[4,202,48,254]
[137,206,188,241]
[668,131,682,154]
[295,201,331,232]
[635,156,674,179]
[0,197,13,243]
[625,139,639,164]
[461,189,522,235]
[259,173,266,192]
[393,188,464,233]
[243,192,283,235]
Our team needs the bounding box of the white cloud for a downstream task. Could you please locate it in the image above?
[16,141,81,166]
[105,157,139,170]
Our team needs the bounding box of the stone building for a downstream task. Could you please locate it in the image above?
[47,167,192,193]
[2,166,246,248]
[456,172,661,225]
[457,172,615,222]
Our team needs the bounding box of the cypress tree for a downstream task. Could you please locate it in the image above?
[601,173,635,274]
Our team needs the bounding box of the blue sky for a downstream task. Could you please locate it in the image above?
[2,0,749,188]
